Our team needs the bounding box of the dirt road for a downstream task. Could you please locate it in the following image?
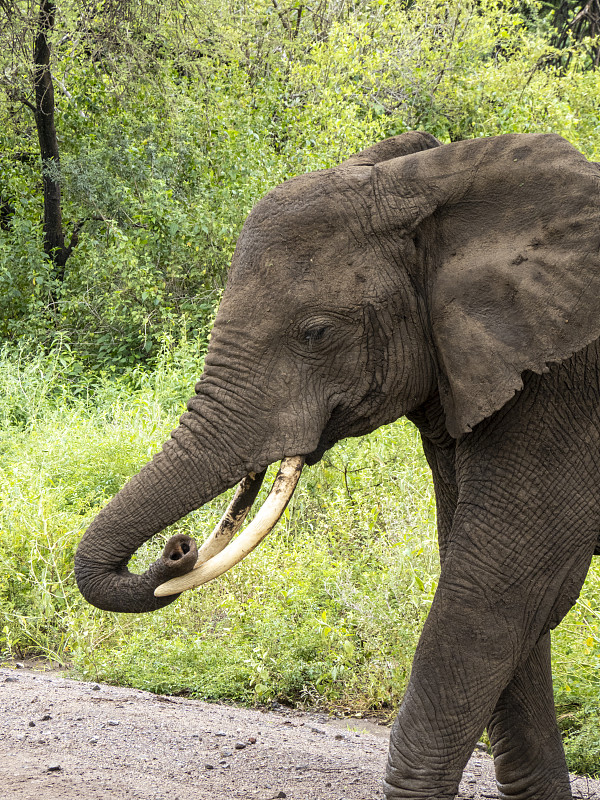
[1,667,599,800]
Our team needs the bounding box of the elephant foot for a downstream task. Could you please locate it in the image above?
[495,764,573,800]
[382,785,457,800]
[383,749,462,800]
[383,769,572,800]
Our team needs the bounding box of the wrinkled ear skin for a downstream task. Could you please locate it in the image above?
[341,131,441,166]
[376,133,600,438]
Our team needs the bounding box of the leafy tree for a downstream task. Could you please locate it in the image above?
[546,0,600,68]
[1,0,600,371]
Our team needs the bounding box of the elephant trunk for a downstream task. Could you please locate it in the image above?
[74,401,306,613]
[74,410,250,613]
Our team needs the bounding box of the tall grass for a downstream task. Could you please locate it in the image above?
[0,344,598,772]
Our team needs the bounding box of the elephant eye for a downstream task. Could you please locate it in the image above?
[304,326,328,344]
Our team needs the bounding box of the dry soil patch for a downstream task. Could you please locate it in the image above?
[1,667,599,800]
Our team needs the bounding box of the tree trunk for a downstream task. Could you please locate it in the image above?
[33,0,68,273]
[551,0,600,69]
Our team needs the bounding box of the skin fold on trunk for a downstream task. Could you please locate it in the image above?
[155,456,304,596]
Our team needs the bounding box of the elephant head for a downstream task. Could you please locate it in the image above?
[75,131,600,614]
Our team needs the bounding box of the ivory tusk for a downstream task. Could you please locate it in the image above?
[154,455,304,597]
[194,469,267,566]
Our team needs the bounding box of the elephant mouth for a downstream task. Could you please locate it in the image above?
[153,455,305,598]
[305,441,329,466]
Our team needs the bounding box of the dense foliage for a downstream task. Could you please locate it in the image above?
[1,0,600,776]
[2,0,600,369]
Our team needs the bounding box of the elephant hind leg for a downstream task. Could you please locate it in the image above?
[488,632,572,800]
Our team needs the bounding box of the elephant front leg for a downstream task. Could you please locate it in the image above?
[383,541,592,800]
[488,632,572,800]
[383,584,517,800]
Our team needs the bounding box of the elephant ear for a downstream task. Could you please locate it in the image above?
[376,133,600,437]
[340,131,441,167]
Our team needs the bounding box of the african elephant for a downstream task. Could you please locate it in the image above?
[75,131,600,800]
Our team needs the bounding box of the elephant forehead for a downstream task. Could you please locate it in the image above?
[227,169,375,288]
[218,253,373,325]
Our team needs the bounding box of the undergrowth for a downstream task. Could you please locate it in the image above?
[0,344,599,773]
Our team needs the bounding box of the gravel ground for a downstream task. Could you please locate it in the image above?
[1,666,599,800]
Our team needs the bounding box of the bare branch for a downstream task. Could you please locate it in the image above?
[0,75,37,113]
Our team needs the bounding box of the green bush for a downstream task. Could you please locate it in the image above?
[553,566,600,776]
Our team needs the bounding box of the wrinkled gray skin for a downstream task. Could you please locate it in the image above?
[75,131,600,800]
